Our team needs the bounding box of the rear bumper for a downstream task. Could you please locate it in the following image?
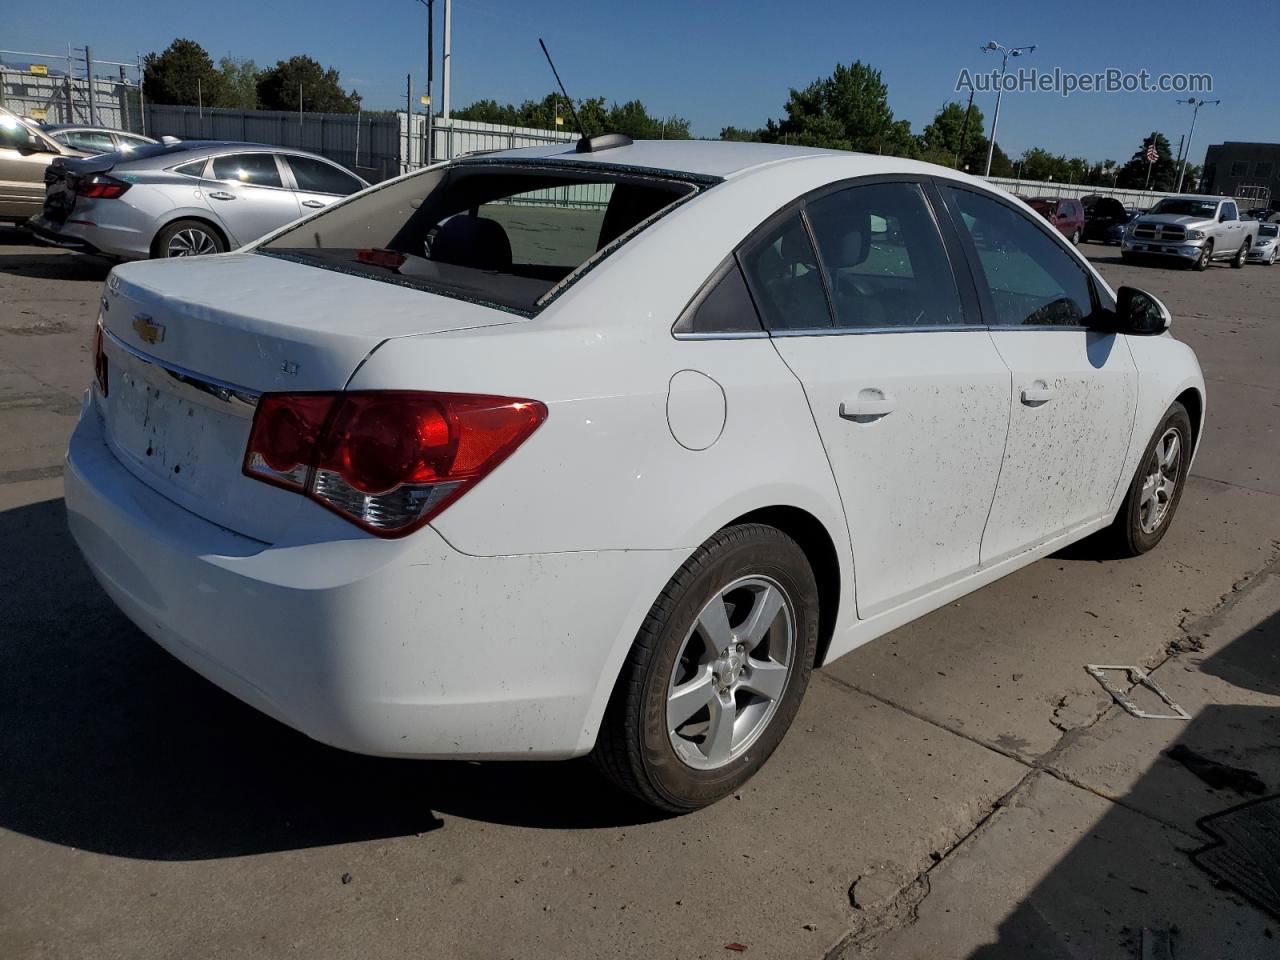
[28,213,149,260]
[65,397,683,759]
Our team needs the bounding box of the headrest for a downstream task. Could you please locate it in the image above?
[431,215,512,272]
[810,212,870,268]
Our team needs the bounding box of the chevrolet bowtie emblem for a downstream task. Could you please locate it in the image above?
[132,314,165,345]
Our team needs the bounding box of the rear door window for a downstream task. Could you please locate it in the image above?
[286,155,363,196]
[211,153,284,188]
[805,182,966,329]
[738,213,832,331]
[60,130,116,153]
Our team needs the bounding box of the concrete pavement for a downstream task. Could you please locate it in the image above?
[1,231,1277,959]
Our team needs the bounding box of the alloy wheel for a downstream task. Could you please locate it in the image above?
[1139,427,1182,534]
[167,228,218,257]
[666,575,795,770]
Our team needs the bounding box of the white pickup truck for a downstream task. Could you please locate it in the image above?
[1121,196,1254,271]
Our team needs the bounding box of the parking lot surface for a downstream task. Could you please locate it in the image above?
[1,230,1278,959]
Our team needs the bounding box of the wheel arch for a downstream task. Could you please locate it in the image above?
[1175,386,1204,456]
[149,215,231,258]
[721,504,842,669]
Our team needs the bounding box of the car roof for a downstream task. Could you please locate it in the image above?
[481,139,853,179]
[117,140,347,168]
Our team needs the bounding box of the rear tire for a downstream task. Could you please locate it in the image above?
[1104,402,1192,557]
[155,219,226,259]
[1231,239,1249,269]
[592,523,820,812]
[1070,228,1081,245]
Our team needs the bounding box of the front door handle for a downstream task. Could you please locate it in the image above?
[839,391,896,421]
[1020,385,1055,405]
[207,191,235,201]
[301,199,325,208]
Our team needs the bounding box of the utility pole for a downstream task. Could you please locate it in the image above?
[299,81,303,137]
[85,45,97,125]
[442,0,452,119]
[137,54,147,136]
[955,87,975,170]
[1175,96,1220,194]
[405,73,412,169]
[980,40,1036,177]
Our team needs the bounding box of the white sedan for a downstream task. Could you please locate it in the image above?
[65,137,1205,811]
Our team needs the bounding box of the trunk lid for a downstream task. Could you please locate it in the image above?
[43,154,120,224]
[98,252,521,542]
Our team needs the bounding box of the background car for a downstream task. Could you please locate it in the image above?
[1027,196,1085,243]
[1247,222,1279,264]
[0,106,89,224]
[27,140,368,259]
[1081,195,1131,243]
[41,124,157,155]
[64,138,1204,811]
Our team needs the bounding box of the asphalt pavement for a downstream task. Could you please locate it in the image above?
[1,229,1277,959]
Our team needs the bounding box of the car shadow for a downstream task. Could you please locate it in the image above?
[0,226,114,281]
[0,497,665,862]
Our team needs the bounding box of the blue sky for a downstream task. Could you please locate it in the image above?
[8,0,1276,165]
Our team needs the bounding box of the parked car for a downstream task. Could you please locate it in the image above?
[1121,196,1254,270]
[65,138,1204,811]
[1027,196,1085,243]
[0,106,89,224]
[28,140,368,259]
[1101,210,1139,245]
[1246,222,1279,264]
[41,124,157,155]
[1081,195,1131,243]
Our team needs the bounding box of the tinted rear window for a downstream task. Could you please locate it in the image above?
[260,163,705,314]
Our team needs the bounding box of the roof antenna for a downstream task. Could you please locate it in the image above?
[538,38,589,145]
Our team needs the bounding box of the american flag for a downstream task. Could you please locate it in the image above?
[1145,143,1159,163]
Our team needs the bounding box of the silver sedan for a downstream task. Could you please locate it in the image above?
[27,140,368,259]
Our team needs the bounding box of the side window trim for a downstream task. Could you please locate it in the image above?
[934,182,1108,330]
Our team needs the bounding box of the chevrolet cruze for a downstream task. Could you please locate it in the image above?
[65,137,1205,811]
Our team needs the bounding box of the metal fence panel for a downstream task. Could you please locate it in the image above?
[141,104,401,182]
[985,177,1189,209]
[0,68,137,129]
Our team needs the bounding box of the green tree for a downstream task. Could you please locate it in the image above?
[218,56,259,110]
[454,92,689,139]
[142,38,228,107]
[257,56,360,113]
[770,61,915,156]
[720,125,763,142]
[1116,133,1176,191]
[918,100,993,171]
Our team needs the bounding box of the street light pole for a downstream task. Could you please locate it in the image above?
[981,40,1036,178]
[414,0,435,165]
[1175,96,1220,194]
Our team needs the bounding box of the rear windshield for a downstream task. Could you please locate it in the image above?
[259,162,704,314]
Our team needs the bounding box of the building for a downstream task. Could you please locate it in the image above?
[1202,142,1280,210]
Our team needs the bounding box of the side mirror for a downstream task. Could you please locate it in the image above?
[1115,286,1171,335]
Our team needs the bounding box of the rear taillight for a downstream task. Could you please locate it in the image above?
[93,323,109,397]
[75,174,130,199]
[243,391,546,537]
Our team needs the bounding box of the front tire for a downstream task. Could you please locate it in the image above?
[1106,402,1192,556]
[1194,241,1213,271]
[155,219,226,259]
[592,523,820,812]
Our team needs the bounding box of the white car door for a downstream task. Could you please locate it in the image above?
[281,154,365,215]
[755,181,1012,618]
[938,185,1138,565]
[199,152,302,246]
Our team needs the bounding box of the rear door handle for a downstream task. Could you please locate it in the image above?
[1020,385,1055,405]
[207,191,235,201]
[839,392,896,420]
[301,199,325,208]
